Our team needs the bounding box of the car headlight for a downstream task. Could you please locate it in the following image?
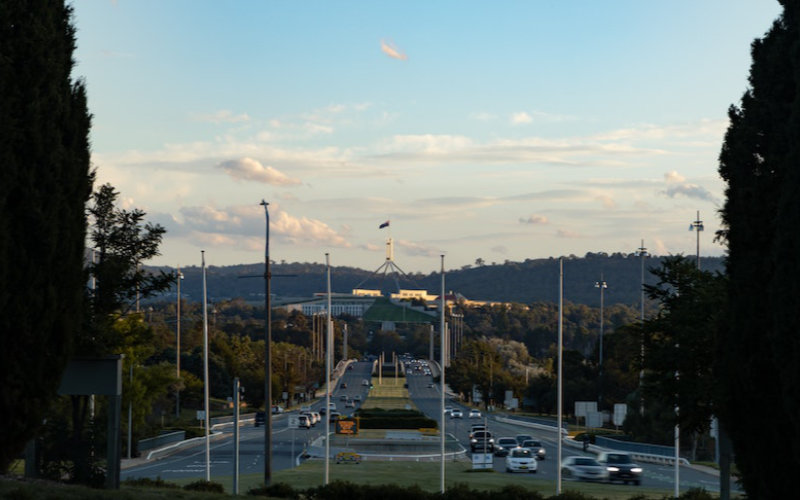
[607,466,619,472]
[470,438,477,444]
[631,467,642,473]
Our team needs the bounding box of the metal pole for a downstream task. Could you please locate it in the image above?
[690,211,704,270]
[557,257,563,494]
[127,363,132,459]
[176,266,182,418]
[233,377,240,495]
[202,251,210,481]
[638,241,647,415]
[325,253,332,485]
[440,254,446,494]
[260,200,273,486]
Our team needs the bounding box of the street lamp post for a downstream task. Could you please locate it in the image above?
[595,275,607,409]
[689,211,704,270]
[176,267,184,418]
[260,200,273,486]
[636,241,648,415]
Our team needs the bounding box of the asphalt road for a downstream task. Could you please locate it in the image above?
[123,360,739,494]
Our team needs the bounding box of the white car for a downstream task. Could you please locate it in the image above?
[505,448,538,473]
[561,456,609,482]
[450,409,463,418]
[468,409,481,419]
[444,406,453,416]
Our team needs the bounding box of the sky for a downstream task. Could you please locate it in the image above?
[70,1,782,274]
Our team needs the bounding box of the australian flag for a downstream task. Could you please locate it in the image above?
[379,220,390,229]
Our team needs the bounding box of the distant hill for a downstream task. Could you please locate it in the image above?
[149,253,724,308]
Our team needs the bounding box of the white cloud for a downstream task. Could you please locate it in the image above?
[664,170,686,183]
[663,183,718,203]
[511,112,533,125]
[218,157,301,185]
[381,39,408,60]
[271,210,351,247]
[519,214,549,224]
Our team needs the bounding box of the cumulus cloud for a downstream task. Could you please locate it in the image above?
[664,170,686,183]
[381,39,408,60]
[193,110,250,123]
[511,112,533,125]
[178,204,350,249]
[271,210,350,247]
[519,214,549,224]
[663,184,718,202]
[218,158,301,185]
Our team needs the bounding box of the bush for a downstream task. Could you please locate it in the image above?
[248,481,298,498]
[183,480,225,493]
[123,476,179,489]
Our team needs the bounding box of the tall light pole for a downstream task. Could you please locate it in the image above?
[557,257,564,494]
[439,254,446,494]
[202,251,210,481]
[324,253,332,485]
[595,274,608,409]
[260,200,273,486]
[689,211,704,270]
[636,241,648,415]
[176,267,184,418]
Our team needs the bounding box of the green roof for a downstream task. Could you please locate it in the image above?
[362,297,437,323]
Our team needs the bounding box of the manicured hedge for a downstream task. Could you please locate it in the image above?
[354,408,437,429]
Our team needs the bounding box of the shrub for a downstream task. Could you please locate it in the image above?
[183,480,225,493]
[123,476,179,489]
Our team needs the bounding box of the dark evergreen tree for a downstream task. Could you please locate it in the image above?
[0,1,93,472]
[717,2,800,497]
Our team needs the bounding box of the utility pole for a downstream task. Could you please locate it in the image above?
[260,200,273,486]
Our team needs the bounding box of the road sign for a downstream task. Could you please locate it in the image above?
[288,415,300,429]
[471,453,493,470]
[336,418,358,435]
[613,404,627,427]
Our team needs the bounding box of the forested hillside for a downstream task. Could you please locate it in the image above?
[150,253,724,307]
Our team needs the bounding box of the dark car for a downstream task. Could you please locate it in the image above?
[470,430,494,453]
[494,437,519,457]
[596,452,643,485]
[254,411,265,427]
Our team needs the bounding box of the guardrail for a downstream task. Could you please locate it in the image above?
[496,414,689,467]
[138,431,185,452]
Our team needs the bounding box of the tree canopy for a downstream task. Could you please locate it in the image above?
[717,2,800,497]
[0,1,93,472]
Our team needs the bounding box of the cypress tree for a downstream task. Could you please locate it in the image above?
[718,1,800,497]
[0,1,93,472]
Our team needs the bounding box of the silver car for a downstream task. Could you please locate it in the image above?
[561,456,609,482]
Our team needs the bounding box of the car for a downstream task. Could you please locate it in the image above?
[427,383,435,388]
[329,411,342,422]
[521,439,546,460]
[494,437,519,457]
[469,424,487,438]
[319,407,327,415]
[310,411,321,425]
[596,452,643,485]
[328,402,337,411]
[340,394,348,401]
[362,379,369,386]
[505,447,538,473]
[341,382,348,389]
[271,405,284,414]
[347,365,354,371]
[515,434,534,446]
[297,414,311,429]
[444,406,453,416]
[301,411,317,425]
[300,405,311,413]
[254,411,265,427]
[561,456,609,482]
[470,430,494,452]
[353,394,362,401]
[468,409,481,419]
[345,399,355,408]
[451,409,463,418]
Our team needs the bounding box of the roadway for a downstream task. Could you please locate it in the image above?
[123,360,739,494]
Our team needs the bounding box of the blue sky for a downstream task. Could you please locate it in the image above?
[72,1,781,273]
